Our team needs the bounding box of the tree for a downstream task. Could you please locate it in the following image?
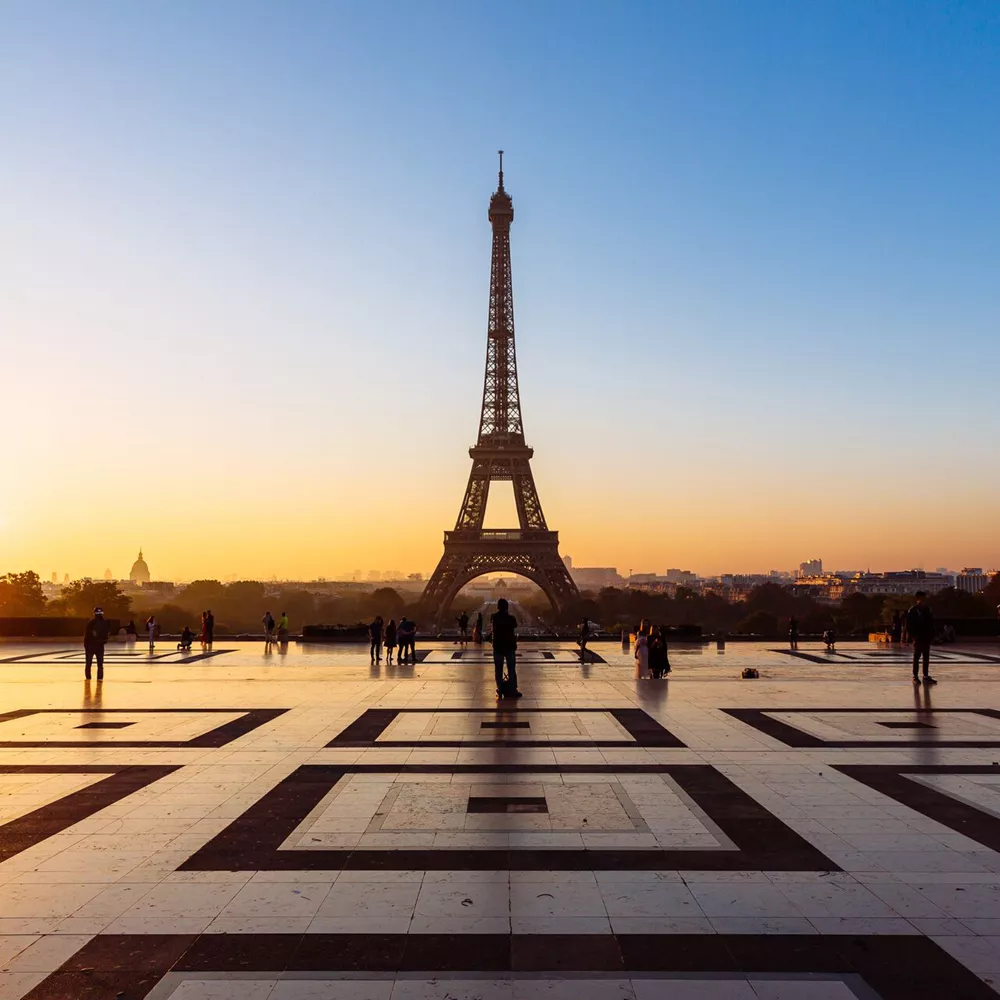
[369,587,406,618]
[0,571,46,616]
[981,573,1000,613]
[60,579,131,618]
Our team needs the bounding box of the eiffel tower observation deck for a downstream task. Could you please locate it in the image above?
[421,155,579,625]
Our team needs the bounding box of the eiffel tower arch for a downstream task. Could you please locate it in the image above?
[421,154,579,626]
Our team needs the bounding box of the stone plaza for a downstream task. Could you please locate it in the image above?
[1,639,1000,998]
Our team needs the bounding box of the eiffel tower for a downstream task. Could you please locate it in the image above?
[421,154,579,626]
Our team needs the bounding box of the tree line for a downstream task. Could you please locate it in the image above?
[1,570,998,636]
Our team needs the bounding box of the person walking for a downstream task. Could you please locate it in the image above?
[490,598,521,699]
[473,612,484,644]
[205,610,215,646]
[262,611,275,646]
[84,607,111,680]
[384,618,397,664]
[788,617,799,649]
[907,591,937,685]
[145,614,157,651]
[579,617,591,661]
[397,617,415,663]
[369,615,384,663]
[648,625,671,679]
[634,619,651,679]
[457,611,470,643]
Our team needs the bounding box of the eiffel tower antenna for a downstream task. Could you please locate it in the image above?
[421,157,579,625]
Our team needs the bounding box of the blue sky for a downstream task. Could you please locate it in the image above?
[1,1,998,579]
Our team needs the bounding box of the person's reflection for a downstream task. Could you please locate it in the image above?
[277,639,289,658]
[913,678,939,765]
[82,677,103,709]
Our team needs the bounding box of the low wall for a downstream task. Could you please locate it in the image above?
[0,617,120,638]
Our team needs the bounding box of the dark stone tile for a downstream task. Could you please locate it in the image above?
[467,797,547,814]
[21,969,160,999]
[618,934,735,972]
[61,934,196,973]
[401,934,510,971]
[511,934,622,972]
[177,934,300,971]
[289,934,407,971]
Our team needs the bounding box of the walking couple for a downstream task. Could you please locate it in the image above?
[633,620,671,679]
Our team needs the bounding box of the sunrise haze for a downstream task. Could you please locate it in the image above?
[3,1,999,581]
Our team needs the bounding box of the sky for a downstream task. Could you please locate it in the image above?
[1,0,999,582]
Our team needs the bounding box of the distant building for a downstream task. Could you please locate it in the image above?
[797,559,823,578]
[955,568,990,594]
[103,568,113,580]
[568,565,624,590]
[142,581,176,596]
[845,570,953,597]
[129,549,150,585]
[51,572,57,584]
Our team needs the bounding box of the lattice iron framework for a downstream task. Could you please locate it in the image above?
[421,154,579,624]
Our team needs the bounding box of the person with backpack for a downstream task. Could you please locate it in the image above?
[490,598,521,699]
[84,607,111,680]
[648,625,671,679]
[907,591,937,685]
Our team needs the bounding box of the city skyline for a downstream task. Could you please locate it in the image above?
[22,549,998,588]
[4,2,999,582]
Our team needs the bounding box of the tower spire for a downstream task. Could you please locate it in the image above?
[419,160,579,625]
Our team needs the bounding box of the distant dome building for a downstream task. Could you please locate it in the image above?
[129,549,150,585]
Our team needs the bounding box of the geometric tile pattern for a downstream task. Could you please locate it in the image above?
[329,708,684,747]
[23,933,999,998]
[4,639,1000,1000]
[179,763,836,872]
[0,764,178,863]
[722,708,1000,747]
[0,708,287,747]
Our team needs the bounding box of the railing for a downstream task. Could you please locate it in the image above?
[444,529,558,543]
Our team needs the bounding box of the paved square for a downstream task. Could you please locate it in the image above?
[2,639,1000,998]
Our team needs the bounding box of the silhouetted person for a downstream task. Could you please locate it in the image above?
[822,628,836,651]
[907,591,936,685]
[579,618,591,660]
[200,611,209,645]
[369,615,384,663]
[788,617,799,649]
[146,615,157,650]
[648,625,671,679]
[124,619,137,644]
[384,619,397,664]
[457,611,470,642]
[490,598,521,699]
[205,610,215,645]
[397,617,413,663]
[262,611,275,645]
[473,612,484,643]
[178,626,194,651]
[84,607,110,680]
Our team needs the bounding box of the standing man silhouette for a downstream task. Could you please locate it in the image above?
[490,598,521,699]
[84,607,110,680]
[907,591,937,685]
